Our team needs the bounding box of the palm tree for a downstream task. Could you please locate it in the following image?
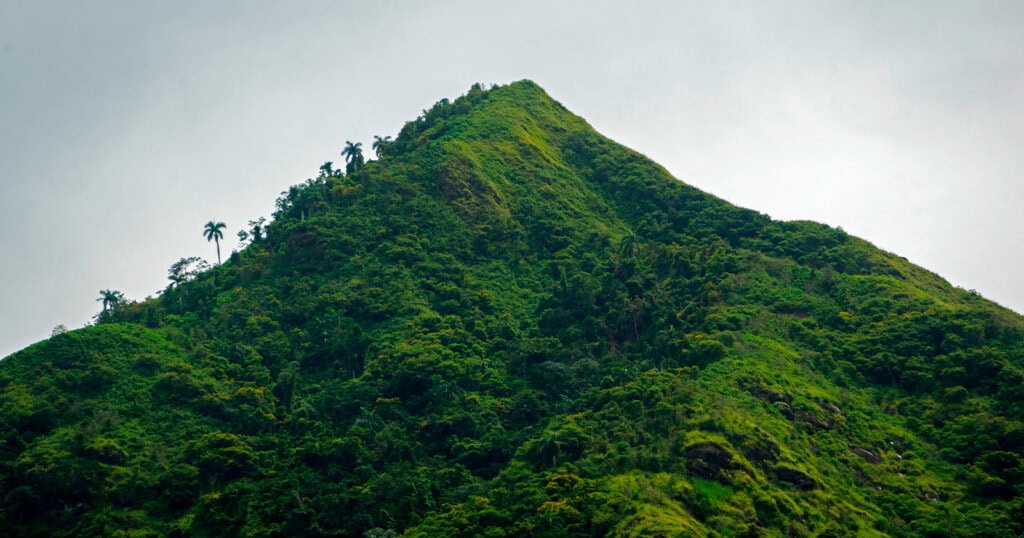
[96,289,123,312]
[204,220,227,264]
[535,433,565,467]
[619,230,641,258]
[341,141,364,174]
[372,135,392,159]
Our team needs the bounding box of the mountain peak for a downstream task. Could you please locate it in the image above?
[2,81,1022,537]
[389,79,588,158]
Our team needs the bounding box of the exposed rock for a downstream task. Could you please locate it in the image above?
[740,429,781,466]
[794,411,834,432]
[851,447,882,465]
[772,464,818,490]
[742,382,793,405]
[746,441,780,465]
[774,401,794,420]
[793,399,842,433]
[685,441,742,483]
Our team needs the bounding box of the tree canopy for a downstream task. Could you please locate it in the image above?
[1,81,1022,537]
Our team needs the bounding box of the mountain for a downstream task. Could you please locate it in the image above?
[2,80,1022,537]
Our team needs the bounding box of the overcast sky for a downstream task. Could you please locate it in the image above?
[2,1,1022,358]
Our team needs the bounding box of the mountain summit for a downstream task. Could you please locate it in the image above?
[2,81,1022,537]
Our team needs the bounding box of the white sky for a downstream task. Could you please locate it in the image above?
[2,1,1022,358]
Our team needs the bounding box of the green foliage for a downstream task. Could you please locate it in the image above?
[204,220,227,265]
[342,140,365,175]
[2,80,1023,536]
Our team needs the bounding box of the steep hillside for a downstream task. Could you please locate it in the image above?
[2,81,1022,537]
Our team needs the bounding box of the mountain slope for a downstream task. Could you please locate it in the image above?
[2,81,1022,537]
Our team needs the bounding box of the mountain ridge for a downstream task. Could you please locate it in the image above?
[2,80,1022,537]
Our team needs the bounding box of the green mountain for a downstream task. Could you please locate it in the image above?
[2,81,1023,537]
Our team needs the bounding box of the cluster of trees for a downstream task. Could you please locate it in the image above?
[3,81,1022,537]
[92,134,395,321]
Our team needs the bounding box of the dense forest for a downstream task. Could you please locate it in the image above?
[1,81,1022,537]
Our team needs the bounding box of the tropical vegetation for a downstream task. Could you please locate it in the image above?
[1,81,1021,537]
[204,220,227,265]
